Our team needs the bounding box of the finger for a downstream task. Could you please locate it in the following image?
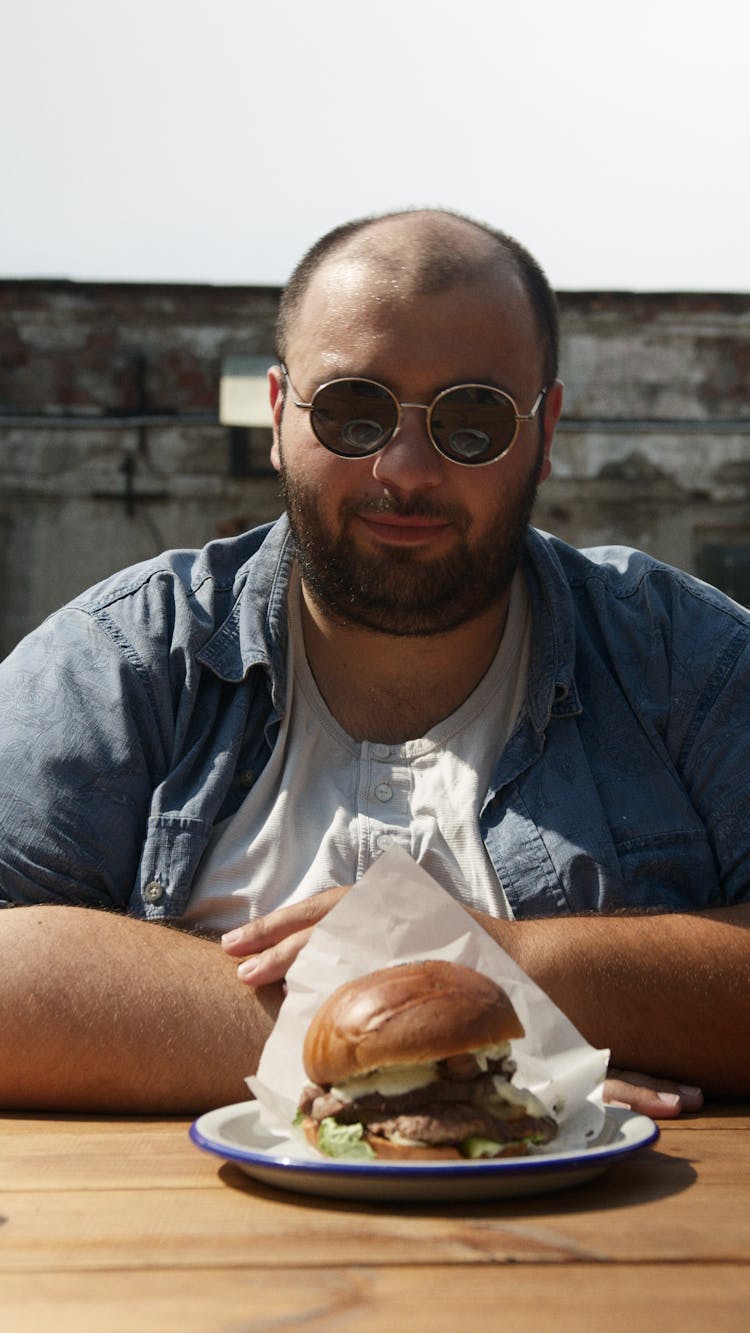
[604,1077,682,1118]
[604,1072,703,1119]
[607,1069,704,1109]
[221,885,351,956]
[221,909,304,956]
[235,925,316,987]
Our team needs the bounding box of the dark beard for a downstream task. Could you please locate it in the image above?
[279,457,542,638]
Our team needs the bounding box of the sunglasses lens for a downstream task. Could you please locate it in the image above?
[311,380,397,456]
[430,386,517,463]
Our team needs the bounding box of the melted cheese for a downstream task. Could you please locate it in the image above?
[490,1077,549,1118]
[331,1062,437,1101]
[330,1042,513,1102]
[474,1042,511,1069]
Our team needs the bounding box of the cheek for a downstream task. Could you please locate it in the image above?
[282,437,364,512]
[456,473,505,522]
[460,458,534,528]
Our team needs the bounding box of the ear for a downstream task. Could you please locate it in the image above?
[538,379,563,485]
[268,365,285,472]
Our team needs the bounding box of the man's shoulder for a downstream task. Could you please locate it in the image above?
[69,517,288,619]
[35,515,295,685]
[528,527,750,628]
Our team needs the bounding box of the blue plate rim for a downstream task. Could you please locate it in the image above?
[189,1102,659,1181]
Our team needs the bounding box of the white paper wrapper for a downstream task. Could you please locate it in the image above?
[247,846,609,1159]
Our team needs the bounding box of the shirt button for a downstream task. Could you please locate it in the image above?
[374,783,393,802]
[376,833,395,851]
[372,744,390,759]
[143,880,164,903]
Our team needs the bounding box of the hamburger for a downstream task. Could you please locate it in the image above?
[296,959,557,1160]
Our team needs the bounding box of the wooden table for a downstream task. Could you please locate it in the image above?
[1,1104,748,1331]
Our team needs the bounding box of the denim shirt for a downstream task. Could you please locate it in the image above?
[1,515,749,920]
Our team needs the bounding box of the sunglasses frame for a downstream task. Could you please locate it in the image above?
[281,365,547,467]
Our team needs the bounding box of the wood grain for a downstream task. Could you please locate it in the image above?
[0,1106,748,1329]
[0,1265,748,1333]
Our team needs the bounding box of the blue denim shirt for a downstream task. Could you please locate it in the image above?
[1,515,748,920]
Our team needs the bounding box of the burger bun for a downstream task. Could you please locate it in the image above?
[303,959,524,1086]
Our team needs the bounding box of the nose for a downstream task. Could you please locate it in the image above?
[370,405,444,493]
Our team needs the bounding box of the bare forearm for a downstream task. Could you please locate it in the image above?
[0,905,281,1114]
[483,904,750,1097]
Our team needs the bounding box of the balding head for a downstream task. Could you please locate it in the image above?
[275,208,559,383]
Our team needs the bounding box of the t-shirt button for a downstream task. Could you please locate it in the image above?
[374,782,393,802]
[143,880,164,903]
[372,744,390,759]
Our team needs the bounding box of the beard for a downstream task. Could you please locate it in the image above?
[278,448,543,638]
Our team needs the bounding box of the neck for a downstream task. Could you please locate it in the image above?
[297,574,512,743]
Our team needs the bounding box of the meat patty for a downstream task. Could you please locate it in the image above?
[299,1051,556,1149]
[366,1105,557,1147]
[299,1053,515,1123]
[300,1069,501,1122]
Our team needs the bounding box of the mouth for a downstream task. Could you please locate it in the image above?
[356,511,455,547]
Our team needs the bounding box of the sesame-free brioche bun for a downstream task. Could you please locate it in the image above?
[302,959,524,1086]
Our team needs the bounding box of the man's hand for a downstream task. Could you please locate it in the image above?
[220,886,511,984]
[221,885,352,984]
[603,1069,703,1119]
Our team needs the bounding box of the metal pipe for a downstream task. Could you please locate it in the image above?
[1,413,748,434]
[0,413,220,428]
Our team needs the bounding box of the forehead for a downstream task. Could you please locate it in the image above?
[285,251,543,389]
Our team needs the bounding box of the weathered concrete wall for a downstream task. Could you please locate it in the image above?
[0,281,283,655]
[1,282,748,657]
[536,293,750,592]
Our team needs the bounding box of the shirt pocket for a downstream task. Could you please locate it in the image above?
[607,827,721,911]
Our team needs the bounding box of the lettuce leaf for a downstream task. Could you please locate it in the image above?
[317,1117,376,1160]
[460,1135,507,1159]
[461,1129,551,1158]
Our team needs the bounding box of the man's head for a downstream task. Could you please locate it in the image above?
[275,207,559,386]
[269,208,563,637]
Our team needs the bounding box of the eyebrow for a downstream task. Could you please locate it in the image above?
[304,370,521,400]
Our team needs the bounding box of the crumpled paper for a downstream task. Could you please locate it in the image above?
[247,846,609,1159]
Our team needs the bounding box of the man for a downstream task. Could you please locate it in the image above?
[0,209,748,1116]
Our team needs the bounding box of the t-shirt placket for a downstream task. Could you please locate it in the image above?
[357,742,412,875]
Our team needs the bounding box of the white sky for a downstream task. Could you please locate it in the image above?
[2,0,749,291]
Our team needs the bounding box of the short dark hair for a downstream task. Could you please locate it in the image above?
[275,207,559,383]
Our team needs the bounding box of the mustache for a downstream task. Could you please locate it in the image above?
[351,495,464,523]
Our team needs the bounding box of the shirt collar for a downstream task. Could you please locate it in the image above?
[196,515,294,704]
[522,527,582,730]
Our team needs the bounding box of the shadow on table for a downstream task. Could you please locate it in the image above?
[217,1142,696,1217]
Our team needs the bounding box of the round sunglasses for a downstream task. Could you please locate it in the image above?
[282,366,548,467]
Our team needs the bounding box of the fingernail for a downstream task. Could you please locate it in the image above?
[221,929,242,946]
[656,1091,681,1106]
[237,959,259,980]
[678,1084,702,1098]
[605,1098,631,1109]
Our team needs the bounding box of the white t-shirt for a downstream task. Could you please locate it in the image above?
[182,567,531,933]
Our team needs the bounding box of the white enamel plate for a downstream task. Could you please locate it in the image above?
[190,1102,659,1203]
